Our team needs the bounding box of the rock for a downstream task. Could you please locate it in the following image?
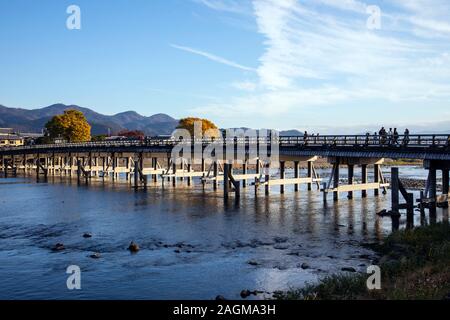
[83,233,92,238]
[341,267,356,272]
[215,295,227,301]
[300,263,310,270]
[273,244,290,250]
[89,252,101,259]
[273,236,288,243]
[52,243,65,251]
[240,289,251,299]
[247,260,259,266]
[128,241,140,253]
[240,289,257,299]
[274,264,288,270]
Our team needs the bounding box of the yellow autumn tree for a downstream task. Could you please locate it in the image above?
[177,117,220,138]
[45,109,91,142]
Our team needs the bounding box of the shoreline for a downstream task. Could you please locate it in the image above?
[275,222,450,300]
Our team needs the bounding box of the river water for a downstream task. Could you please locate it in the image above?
[0,166,447,299]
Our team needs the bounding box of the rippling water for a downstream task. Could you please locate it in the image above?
[0,166,447,299]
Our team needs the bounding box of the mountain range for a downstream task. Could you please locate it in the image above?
[0,104,178,136]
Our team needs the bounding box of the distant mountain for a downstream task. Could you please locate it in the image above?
[279,129,303,136]
[0,104,178,136]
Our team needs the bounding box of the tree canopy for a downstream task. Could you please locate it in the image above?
[118,129,145,140]
[177,117,220,138]
[45,109,91,142]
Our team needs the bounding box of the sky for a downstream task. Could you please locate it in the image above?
[1,0,450,132]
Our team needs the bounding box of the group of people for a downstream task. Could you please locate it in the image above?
[371,127,410,146]
[301,128,412,146]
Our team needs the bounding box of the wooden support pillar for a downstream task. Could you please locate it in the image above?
[280,161,285,194]
[223,163,229,199]
[391,167,400,231]
[77,159,82,183]
[361,164,367,198]
[140,153,147,190]
[255,158,261,195]
[374,164,380,196]
[23,154,27,175]
[242,162,247,188]
[347,164,354,199]
[150,158,156,182]
[443,169,449,195]
[125,157,130,181]
[265,163,270,196]
[187,163,192,186]
[35,156,39,181]
[294,161,300,192]
[112,154,117,180]
[391,167,399,214]
[134,160,139,189]
[307,161,313,191]
[429,167,437,217]
[201,158,206,186]
[213,161,218,191]
[172,161,177,187]
[179,160,184,181]
[333,163,340,201]
[406,193,414,229]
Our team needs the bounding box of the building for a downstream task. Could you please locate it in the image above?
[0,135,24,146]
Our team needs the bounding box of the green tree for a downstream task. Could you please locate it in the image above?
[177,117,220,138]
[45,109,91,142]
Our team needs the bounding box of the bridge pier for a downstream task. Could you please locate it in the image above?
[280,161,285,194]
[307,161,313,191]
[347,164,354,199]
[361,164,367,198]
[333,162,340,201]
[264,163,270,195]
[323,157,387,202]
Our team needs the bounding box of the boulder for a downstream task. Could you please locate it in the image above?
[128,241,140,253]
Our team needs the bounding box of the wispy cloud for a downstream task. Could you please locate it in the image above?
[192,0,450,129]
[192,0,251,15]
[171,44,255,72]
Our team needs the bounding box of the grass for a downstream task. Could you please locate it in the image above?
[275,222,450,300]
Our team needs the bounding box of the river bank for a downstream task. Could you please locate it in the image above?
[275,222,450,300]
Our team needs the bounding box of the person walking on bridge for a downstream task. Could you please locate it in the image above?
[403,128,410,146]
[388,128,393,145]
[379,127,387,145]
[303,131,308,146]
[393,128,399,145]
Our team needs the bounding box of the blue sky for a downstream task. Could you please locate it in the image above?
[1,0,450,132]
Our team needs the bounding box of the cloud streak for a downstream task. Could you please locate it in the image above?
[171,44,255,72]
[191,0,450,129]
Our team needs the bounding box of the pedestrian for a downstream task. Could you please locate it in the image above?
[403,128,410,146]
[379,127,386,145]
[388,128,393,145]
[393,128,399,145]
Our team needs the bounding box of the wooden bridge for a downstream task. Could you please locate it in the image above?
[1,134,449,223]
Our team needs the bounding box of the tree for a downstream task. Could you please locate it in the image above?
[177,117,220,138]
[45,109,91,142]
[117,130,145,140]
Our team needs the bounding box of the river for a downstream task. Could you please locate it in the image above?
[0,165,447,299]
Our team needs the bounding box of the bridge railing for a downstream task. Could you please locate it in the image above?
[1,134,449,152]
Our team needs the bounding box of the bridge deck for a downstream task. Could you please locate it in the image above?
[0,134,449,160]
